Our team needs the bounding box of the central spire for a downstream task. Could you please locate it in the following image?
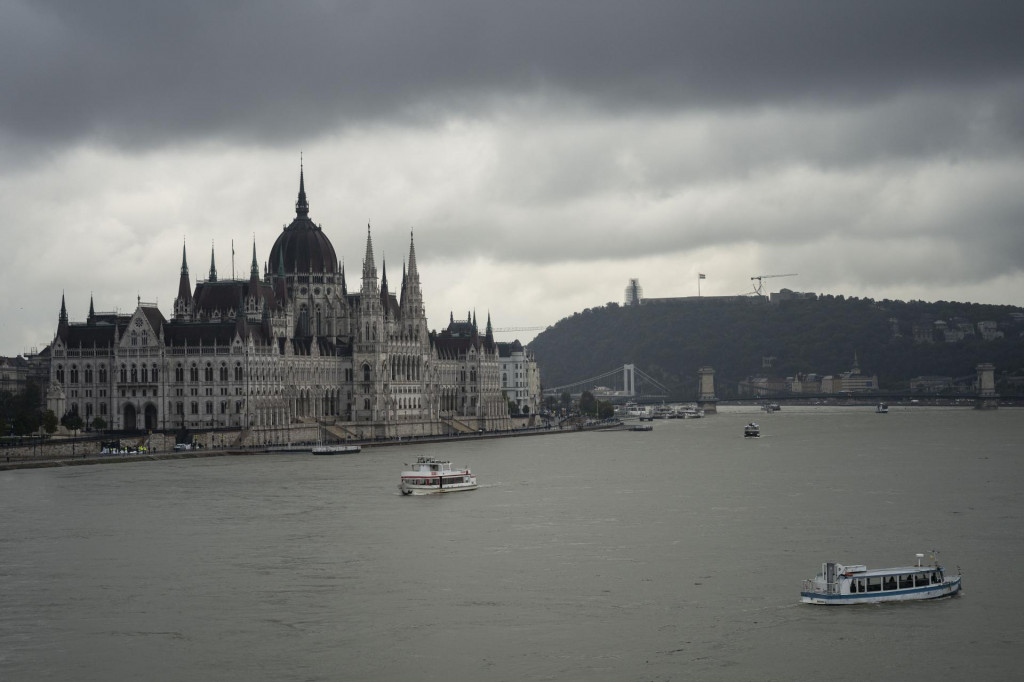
[180,241,189,276]
[295,157,309,218]
[250,240,259,280]
[209,242,218,282]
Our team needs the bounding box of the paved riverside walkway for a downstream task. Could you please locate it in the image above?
[0,421,623,472]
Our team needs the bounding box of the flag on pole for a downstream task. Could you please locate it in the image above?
[699,273,706,279]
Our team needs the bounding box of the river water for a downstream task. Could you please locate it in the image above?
[1,406,1022,681]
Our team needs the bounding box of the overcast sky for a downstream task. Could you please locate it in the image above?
[2,0,1023,355]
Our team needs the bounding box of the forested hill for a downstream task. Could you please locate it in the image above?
[528,296,1024,396]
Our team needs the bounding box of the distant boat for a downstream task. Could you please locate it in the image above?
[312,443,361,455]
[629,424,653,432]
[311,422,361,455]
[744,423,760,438]
[801,554,961,605]
[876,403,889,414]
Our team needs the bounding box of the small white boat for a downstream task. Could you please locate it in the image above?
[762,402,781,412]
[399,456,478,495]
[679,406,705,419]
[312,443,361,455]
[801,554,961,605]
[629,424,653,432]
[744,423,760,438]
[876,403,889,414]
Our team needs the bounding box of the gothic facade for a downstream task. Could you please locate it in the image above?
[45,169,523,441]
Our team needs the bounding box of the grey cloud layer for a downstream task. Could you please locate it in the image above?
[3,1,1023,147]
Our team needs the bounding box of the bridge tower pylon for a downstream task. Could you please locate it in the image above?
[975,363,999,410]
[623,364,635,398]
[697,366,718,414]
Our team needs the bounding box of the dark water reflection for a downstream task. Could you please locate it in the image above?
[1,406,1021,681]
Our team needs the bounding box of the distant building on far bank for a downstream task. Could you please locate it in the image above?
[498,340,541,417]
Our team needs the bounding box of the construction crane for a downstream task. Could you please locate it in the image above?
[750,273,797,297]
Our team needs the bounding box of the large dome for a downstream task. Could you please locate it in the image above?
[268,170,338,275]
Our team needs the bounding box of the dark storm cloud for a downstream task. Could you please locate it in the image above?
[2,0,1023,149]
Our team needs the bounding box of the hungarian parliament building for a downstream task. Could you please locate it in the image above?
[42,169,541,442]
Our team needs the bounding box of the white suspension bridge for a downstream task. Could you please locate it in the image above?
[542,364,672,402]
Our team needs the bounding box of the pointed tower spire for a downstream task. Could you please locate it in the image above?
[296,156,309,218]
[340,260,347,296]
[88,294,95,322]
[180,241,189,276]
[250,240,259,280]
[175,241,194,318]
[209,242,218,282]
[486,311,493,339]
[59,292,68,325]
[408,228,420,280]
[380,259,390,318]
[361,224,378,286]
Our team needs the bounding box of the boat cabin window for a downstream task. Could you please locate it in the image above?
[914,573,929,587]
[899,574,913,589]
[866,577,882,592]
[883,577,897,591]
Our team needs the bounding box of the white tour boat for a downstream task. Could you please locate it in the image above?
[876,403,889,414]
[744,423,760,438]
[801,553,961,605]
[399,456,478,495]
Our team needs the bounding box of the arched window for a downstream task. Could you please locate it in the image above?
[56,364,65,383]
[98,365,107,383]
[70,365,79,383]
[204,364,213,382]
[362,364,371,382]
[131,331,138,347]
[152,364,159,382]
[141,365,149,383]
[234,363,243,381]
[190,402,198,415]
[120,364,127,383]
[189,364,199,382]
[219,364,228,381]
[175,364,184,382]
[130,365,138,383]
[84,365,93,383]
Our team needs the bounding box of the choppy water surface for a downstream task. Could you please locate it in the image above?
[2,406,1022,681]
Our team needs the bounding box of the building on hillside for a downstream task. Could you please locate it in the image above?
[820,354,878,393]
[977,321,1004,341]
[738,375,789,397]
[497,339,541,416]
[41,167,521,441]
[909,375,953,393]
[769,288,817,303]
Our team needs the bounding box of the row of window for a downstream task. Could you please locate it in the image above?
[849,572,943,593]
